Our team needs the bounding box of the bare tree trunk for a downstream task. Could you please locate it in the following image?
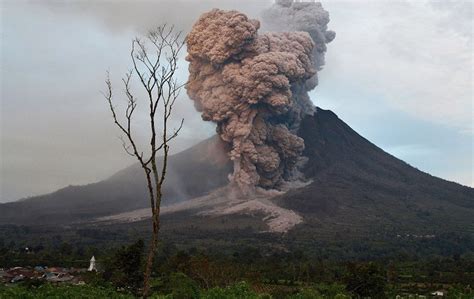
[143,209,159,296]
[103,24,184,298]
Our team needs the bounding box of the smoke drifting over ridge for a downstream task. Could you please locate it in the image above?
[186,1,334,194]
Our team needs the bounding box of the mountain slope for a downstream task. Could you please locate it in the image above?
[146,108,473,239]
[271,108,473,236]
[0,108,472,235]
[0,136,232,224]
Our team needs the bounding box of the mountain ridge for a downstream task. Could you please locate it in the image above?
[0,136,232,224]
[1,108,472,235]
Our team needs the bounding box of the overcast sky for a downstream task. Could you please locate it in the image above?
[1,0,472,203]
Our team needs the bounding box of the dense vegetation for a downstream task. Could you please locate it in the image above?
[0,282,345,299]
[1,238,473,298]
[2,217,473,262]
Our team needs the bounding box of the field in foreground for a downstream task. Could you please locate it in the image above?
[0,282,340,299]
[1,244,473,299]
[1,281,473,299]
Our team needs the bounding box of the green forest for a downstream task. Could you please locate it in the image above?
[1,237,473,298]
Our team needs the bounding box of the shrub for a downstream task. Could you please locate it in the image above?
[344,262,387,298]
[202,281,269,299]
[0,284,135,299]
[169,272,199,299]
[288,288,321,299]
[102,239,145,293]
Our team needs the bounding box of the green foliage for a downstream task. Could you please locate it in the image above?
[344,262,387,298]
[285,285,351,299]
[202,281,269,299]
[102,239,144,293]
[18,278,46,289]
[1,238,473,298]
[0,283,134,299]
[81,271,108,287]
[312,283,349,298]
[446,284,474,299]
[288,287,321,299]
[168,272,199,299]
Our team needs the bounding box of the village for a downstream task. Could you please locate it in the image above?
[0,256,97,285]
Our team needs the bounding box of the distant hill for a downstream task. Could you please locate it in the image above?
[1,108,472,242]
[0,136,232,224]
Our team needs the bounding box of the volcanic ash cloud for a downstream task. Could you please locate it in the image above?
[262,0,335,89]
[186,4,334,195]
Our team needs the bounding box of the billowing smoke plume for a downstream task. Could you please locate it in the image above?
[262,0,335,89]
[186,2,334,195]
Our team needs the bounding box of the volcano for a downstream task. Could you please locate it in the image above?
[1,108,472,241]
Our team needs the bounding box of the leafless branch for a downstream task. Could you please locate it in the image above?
[102,24,185,298]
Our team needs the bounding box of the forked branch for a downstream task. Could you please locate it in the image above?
[102,24,184,298]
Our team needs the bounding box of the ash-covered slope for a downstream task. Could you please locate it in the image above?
[270,108,473,235]
[129,108,472,238]
[150,108,472,237]
[0,136,232,225]
[1,108,472,233]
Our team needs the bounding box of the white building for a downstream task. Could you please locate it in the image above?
[432,290,445,297]
[88,256,97,272]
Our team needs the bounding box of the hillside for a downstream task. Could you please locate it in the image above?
[273,109,473,237]
[0,108,472,239]
[0,136,232,224]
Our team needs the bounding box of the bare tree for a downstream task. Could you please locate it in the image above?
[103,25,184,297]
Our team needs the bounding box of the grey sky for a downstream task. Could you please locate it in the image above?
[1,0,472,203]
